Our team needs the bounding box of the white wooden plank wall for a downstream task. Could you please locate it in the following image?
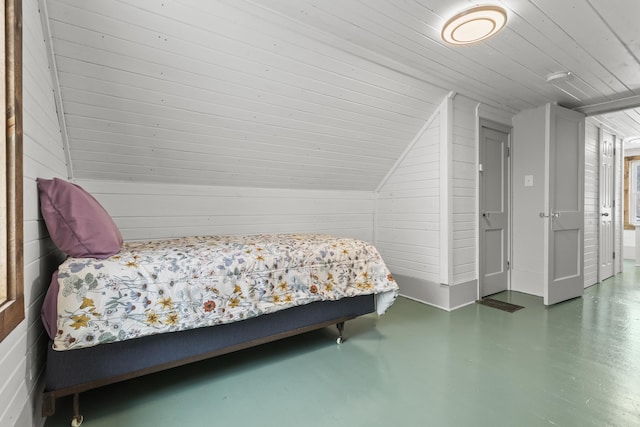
[451,96,477,285]
[44,0,447,190]
[76,180,375,243]
[375,111,442,282]
[0,1,67,426]
[583,119,599,287]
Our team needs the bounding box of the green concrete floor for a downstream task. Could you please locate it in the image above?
[45,263,640,427]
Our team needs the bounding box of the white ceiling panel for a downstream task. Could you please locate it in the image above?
[41,0,640,189]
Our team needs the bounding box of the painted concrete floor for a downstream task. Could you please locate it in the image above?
[45,263,640,427]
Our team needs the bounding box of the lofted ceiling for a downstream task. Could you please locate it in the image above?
[41,0,640,190]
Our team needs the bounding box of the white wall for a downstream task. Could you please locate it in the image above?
[375,101,444,306]
[44,0,448,191]
[584,119,599,287]
[376,108,442,281]
[623,230,636,260]
[511,106,547,296]
[0,1,67,427]
[76,180,376,243]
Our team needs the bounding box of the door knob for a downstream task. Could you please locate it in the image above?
[541,212,561,218]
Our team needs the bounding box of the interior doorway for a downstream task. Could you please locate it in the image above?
[479,120,511,298]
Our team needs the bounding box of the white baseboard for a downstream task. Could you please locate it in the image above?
[394,274,477,311]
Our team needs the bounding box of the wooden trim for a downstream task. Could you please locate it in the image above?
[623,155,640,230]
[0,0,23,343]
[36,0,72,179]
[440,92,454,285]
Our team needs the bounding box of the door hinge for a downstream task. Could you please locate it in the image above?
[613,252,616,259]
[506,147,510,157]
[507,260,510,270]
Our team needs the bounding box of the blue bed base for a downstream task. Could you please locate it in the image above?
[42,294,376,421]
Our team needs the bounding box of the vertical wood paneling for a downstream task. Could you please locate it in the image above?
[375,106,443,282]
[76,180,376,243]
[0,1,67,427]
[584,119,600,287]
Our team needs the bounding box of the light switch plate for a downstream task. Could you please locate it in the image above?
[524,175,534,187]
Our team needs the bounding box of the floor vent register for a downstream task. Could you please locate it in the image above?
[476,298,524,313]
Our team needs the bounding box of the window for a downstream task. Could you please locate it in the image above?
[630,160,640,225]
[0,0,23,343]
[624,155,640,230]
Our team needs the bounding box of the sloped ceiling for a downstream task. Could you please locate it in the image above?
[42,0,640,190]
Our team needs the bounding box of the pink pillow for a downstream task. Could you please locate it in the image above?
[37,178,123,258]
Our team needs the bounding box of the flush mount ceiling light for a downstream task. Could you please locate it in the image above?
[545,71,573,83]
[441,5,507,45]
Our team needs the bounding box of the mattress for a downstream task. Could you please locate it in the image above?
[43,233,398,351]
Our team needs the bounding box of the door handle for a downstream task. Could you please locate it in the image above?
[601,212,609,217]
[540,212,561,218]
[482,212,490,218]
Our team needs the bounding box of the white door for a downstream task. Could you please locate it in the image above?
[479,122,510,297]
[599,130,615,281]
[544,105,585,305]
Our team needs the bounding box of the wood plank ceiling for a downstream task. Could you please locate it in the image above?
[42,0,640,190]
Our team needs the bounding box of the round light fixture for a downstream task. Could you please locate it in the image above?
[441,5,507,45]
[545,71,573,83]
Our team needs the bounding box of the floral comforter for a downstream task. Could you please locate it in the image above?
[52,233,398,351]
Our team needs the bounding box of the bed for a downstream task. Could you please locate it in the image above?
[36,178,399,426]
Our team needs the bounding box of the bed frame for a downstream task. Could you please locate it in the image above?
[42,294,376,426]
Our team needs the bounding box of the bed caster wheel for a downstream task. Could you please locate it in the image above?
[335,322,345,344]
[71,415,83,427]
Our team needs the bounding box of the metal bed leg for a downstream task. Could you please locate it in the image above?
[71,393,83,427]
[336,321,345,344]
